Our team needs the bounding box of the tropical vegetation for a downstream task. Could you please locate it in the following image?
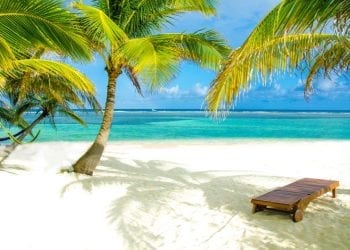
[0,0,98,150]
[0,57,100,150]
[206,0,350,114]
[71,0,231,175]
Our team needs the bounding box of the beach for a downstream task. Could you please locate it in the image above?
[0,140,349,249]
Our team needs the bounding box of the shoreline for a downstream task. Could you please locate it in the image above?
[3,139,350,186]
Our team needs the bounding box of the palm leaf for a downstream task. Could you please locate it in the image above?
[6,59,96,94]
[124,66,143,96]
[28,130,41,142]
[0,121,23,144]
[0,0,92,60]
[73,2,128,50]
[93,0,218,37]
[58,108,86,126]
[271,0,349,34]
[120,31,229,88]
[305,40,350,94]
[169,0,218,15]
[0,37,15,68]
[206,0,349,114]
[163,30,230,70]
[206,34,342,113]
[119,37,180,89]
[242,0,349,47]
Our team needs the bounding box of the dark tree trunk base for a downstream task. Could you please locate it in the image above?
[73,142,105,176]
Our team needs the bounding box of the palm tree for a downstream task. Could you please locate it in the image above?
[206,0,349,113]
[72,0,231,175]
[0,0,101,146]
[0,68,100,161]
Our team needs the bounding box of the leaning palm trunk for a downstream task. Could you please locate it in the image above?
[73,67,121,175]
[0,111,47,164]
[13,112,47,146]
[0,127,27,142]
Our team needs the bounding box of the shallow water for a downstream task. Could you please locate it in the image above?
[2,110,350,142]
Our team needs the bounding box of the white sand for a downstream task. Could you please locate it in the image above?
[0,140,349,249]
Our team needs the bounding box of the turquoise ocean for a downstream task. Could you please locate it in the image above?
[6,110,350,142]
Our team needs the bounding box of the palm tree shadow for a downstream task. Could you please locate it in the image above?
[62,157,350,249]
[0,163,27,174]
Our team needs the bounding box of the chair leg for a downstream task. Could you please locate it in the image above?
[252,204,266,213]
[252,204,257,213]
[332,188,336,198]
[292,209,304,222]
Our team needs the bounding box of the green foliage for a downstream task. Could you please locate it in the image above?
[206,0,350,114]
[6,59,96,94]
[120,31,230,88]
[91,0,217,38]
[0,64,101,142]
[75,1,230,91]
[73,2,128,50]
[0,0,92,61]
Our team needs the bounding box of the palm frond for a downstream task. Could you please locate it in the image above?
[240,0,349,48]
[206,0,350,114]
[305,40,350,94]
[73,2,128,50]
[206,34,341,113]
[58,108,86,126]
[124,66,143,96]
[0,0,92,60]
[162,30,230,70]
[97,0,218,37]
[14,101,37,118]
[169,0,218,15]
[92,0,110,16]
[119,37,180,89]
[0,110,29,134]
[271,0,349,34]
[120,31,229,89]
[0,37,15,68]
[0,121,23,144]
[107,0,174,37]
[7,59,96,94]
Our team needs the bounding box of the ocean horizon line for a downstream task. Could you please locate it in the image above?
[58,108,350,113]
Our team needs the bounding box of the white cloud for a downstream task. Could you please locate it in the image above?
[272,83,287,96]
[316,78,337,92]
[158,83,211,98]
[159,85,181,96]
[192,83,208,97]
[253,83,287,98]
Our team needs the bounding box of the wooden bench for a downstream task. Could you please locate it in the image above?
[251,178,339,222]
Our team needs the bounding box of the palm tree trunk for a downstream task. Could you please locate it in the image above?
[73,66,121,175]
[13,112,47,145]
[0,111,47,164]
[0,127,27,142]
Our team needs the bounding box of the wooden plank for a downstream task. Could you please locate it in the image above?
[253,190,306,204]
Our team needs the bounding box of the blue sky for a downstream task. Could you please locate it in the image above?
[76,0,350,110]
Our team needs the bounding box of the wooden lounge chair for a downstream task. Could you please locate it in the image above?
[251,178,339,222]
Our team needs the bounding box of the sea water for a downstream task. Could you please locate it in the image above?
[2,110,350,142]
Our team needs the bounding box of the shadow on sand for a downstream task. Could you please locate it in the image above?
[62,155,350,249]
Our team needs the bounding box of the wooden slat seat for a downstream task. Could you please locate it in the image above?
[251,178,339,222]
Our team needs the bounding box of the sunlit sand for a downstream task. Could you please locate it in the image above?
[0,140,349,249]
